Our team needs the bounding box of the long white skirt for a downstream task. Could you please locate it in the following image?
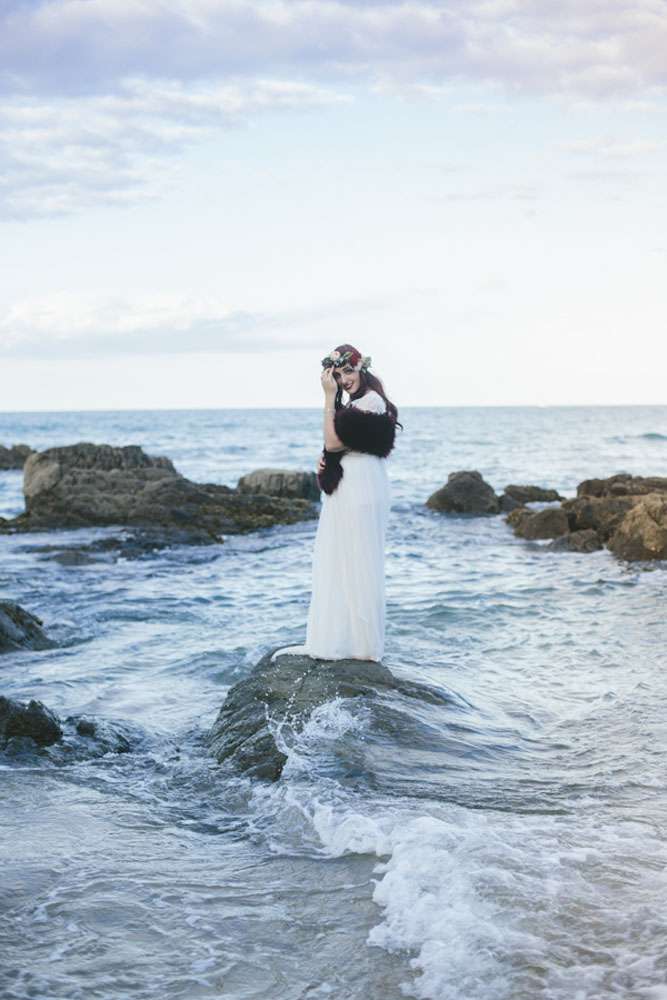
[272,451,391,662]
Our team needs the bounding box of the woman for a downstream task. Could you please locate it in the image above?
[273,344,402,663]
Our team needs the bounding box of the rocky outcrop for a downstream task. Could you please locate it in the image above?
[0,602,54,653]
[426,472,564,517]
[505,473,667,562]
[607,494,667,561]
[0,696,62,745]
[238,468,320,502]
[561,495,637,541]
[576,474,667,498]
[208,648,450,781]
[0,443,318,541]
[0,443,33,470]
[426,470,500,515]
[503,484,564,504]
[506,506,570,540]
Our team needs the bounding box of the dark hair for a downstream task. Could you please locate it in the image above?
[330,343,403,431]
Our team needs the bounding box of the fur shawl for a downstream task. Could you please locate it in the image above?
[317,406,396,496]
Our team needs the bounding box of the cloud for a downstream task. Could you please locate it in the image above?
[0,288,413,360]
[441,182,540,202]
[2,0,667,100]
[558,136,665,157]
[0,77,347,217]
[0,292,279,359]
[2,1,666,217]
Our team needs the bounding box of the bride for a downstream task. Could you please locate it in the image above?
[273,344,402,663]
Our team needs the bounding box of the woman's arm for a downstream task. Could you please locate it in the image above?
[323,404,345,451]
[321,367,345,451]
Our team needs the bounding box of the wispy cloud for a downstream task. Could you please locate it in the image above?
[2,0,666,99]
[0,288,418,360]
[0,77,347,217]
[2,1,666,218]
[558,136,665,157]
[0,292,273,358]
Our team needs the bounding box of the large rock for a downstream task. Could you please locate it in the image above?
[607,493,667,561]
[426,470,500,515]
[0,443,318,540]
[576,474,667,498]
[209,648,450,781]
[503,484,564,504]
[0,602,54,653]
[0,443,33,470]
[238,468,320,502]
[0,696,62,745]
[506,506,570,540]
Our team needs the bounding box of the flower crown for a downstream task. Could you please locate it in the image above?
[321,349,372,372]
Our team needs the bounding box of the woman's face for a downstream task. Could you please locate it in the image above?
[333,363,361,395]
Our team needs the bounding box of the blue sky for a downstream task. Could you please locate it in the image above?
[1,0,666,410]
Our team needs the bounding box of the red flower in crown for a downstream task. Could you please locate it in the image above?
[321,347,363,369]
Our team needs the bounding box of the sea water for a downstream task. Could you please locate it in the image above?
[1,405,667,1000]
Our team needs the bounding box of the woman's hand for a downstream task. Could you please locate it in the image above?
[317,455,325,474]
[321,365,338,399]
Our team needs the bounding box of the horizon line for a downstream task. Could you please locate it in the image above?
[1,402,667,416]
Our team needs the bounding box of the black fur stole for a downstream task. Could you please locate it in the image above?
[317,408,396,496]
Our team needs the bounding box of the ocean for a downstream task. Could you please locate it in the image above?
[1,405,666,1000]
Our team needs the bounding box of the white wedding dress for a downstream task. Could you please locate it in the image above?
[272,389,391,663]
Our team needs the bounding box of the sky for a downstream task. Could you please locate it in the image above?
[1,0,666,411]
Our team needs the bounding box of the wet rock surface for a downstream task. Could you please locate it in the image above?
[23,528,222,564]
[0,695,139,760]
[0,696,62,745]
[208,648,451,782]
[0,602,55,653]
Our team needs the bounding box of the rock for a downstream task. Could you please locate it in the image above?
[504,484,564,504]
[0,442,318,540]
[67,715,132,754]
[0,602,54,653]
[0,701,138,758]
[0,443,33,470]
[0,696,62,746]
[237,468,321,502]
[607,493,667,561]
[426,470,500,515]
[506,506,570,540]
[561,495,637,541]
[548,529,603,553]
[25,529,213,564]
[498,492,522,512]
[576,474,667,499]
[208,648,450,782]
